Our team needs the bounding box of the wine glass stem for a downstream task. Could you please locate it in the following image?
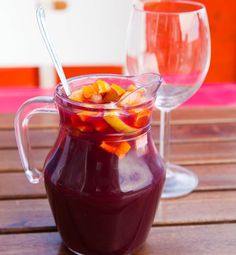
[159,110,173,178]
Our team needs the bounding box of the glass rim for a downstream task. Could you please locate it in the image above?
[134,0,206,15]
[55,73,162,111]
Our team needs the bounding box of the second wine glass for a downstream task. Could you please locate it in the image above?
[126,0,211,198]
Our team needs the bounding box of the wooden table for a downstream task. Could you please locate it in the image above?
[0,107,236,255]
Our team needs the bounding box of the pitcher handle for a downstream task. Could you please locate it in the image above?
[14,96,58,184]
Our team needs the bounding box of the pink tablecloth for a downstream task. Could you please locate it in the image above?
[0,83,236,113]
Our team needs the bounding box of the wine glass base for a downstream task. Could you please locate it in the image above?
[161,163,198,199]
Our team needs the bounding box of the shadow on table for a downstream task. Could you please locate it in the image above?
[58,244,74,255]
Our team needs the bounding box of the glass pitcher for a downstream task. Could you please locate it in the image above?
[15,73,165,255]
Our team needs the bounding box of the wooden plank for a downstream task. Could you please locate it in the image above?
[2,107,236,129]
[0,199,54,233]
[0,162,236,200]
[152,107,236,125]
[169,141,236,165]
[166,123,236,143]
[0,113,59,130]
[2,122,236,149]
[1,140,236,172]
[1,191,236,233]
[0,129,58,149]
[137,224,236,255]
[0,173,46,199]
[0,149,50,172]
[190,164,236,191]
[0,232,68,255]
[155,191,236,225]
[1,162,236,199]
[0,224,236,255]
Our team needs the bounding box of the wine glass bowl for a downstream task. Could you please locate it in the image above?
[126,0,211,198]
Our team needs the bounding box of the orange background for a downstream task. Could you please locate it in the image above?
[0,0,235,87]
[193,0,236,83]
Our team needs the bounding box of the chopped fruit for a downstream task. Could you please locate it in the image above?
[100,141,131,158]
[119,91,142,106]
[100,142,118,154]
[82,85,97,99]
[110,84,126,97]
[119,91,130,100]
[103,84,126,103]
[78,111,99,122]
[104,113,137,133]
[103,88,120,103]
[77,124,94,132]
[133,110,151,128]
[127,84,137,92]
[114,142,131,158]
[94,80,111,94]
[91,94,103,104]
[94,120,109,132]
[69,79,146,105]
[69,89,84,102]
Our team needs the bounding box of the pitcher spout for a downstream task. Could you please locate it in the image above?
[117,73,162,106]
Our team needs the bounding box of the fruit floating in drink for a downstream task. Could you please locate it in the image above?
[15,74,165,255]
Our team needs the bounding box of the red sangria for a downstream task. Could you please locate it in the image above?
[15,74,164,255]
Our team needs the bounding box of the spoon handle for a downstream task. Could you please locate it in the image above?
[36,6,71,96]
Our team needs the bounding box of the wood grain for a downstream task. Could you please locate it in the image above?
[0,232,69,255]
[152,107,236,125]
[0,199,54,233]
[1,190,236,233]
[2,122,236,149]
[2,107,236,129]
[156,191,236,225]
[136,224,236,255]
[0,113,59,130]
[190,164,236,191]
[0,224,236,255]
[1,108,236,255]
[0,149,49,172]
[0,162,236,199]
[1,139,236,172]
[0,173,46,199]
[0,129,58,149]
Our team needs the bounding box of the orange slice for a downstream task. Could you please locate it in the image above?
[104,113,137,133]
[103,89,120,103]
[78,111,99,122]
[103,84,126,103]
[100,141,131,158]
[115,142,131,158]
[110,84,125,97]
[82,85,97,99]
[93,80,111,94]
[133,110,151,128]
[100,142,118,154]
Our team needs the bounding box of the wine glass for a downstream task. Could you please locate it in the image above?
[126,0,211,198]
